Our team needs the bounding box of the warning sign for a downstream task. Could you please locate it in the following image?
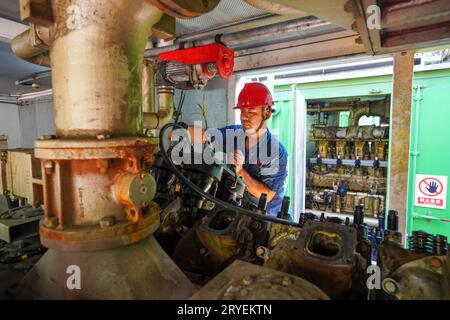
[414,174,447,210]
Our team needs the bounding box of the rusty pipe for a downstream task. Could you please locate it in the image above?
[26,52,51,67]
[11,25,50,67]
[50,0,163,138]
[144,85,174,129]
[142,60,156,114]
[349,105,370,126]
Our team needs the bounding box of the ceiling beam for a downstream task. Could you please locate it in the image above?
[381,0,450,30]
[0,17,29,43]
[234,32,365,71]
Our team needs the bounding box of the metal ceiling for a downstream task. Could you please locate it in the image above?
[0,0,21,23]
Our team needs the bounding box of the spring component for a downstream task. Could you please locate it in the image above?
[433,235,448,255]
[408,231,433,253]
[299,212,318,227]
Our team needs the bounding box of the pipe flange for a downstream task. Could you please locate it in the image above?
[40,202,160,252]
[35,137,158,160]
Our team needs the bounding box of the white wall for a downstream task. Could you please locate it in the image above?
[18,98,54,148]
[173,77,231,128]
[0,102,21,148]
[0,98,55,149]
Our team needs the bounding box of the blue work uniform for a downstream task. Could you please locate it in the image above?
[210,125,289,217]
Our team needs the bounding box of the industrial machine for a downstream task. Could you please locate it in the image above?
[305,98,390,220]
[3,0,449,301]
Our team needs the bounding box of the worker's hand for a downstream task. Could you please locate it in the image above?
[231,149,245,174]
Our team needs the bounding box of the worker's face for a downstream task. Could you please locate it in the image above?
[240,107,271,135]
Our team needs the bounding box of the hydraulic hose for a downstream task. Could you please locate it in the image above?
[159,122,300,227]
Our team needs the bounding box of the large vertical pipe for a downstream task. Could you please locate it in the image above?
[50,0,163,137]
[388,51,414,245]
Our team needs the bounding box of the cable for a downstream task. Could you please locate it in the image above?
[174,90,186,123]
[159,122,300,227]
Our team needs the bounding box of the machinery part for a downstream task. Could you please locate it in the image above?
[159,44,234,90]
[309,157,388,168]
[384,210,402,245]
[306,189,385,218]
[158,122,301,227]
[408,231,434,254]
[0,206,43,243]
[277,196,290,220]
[195,209,240,268]
[353,204,364,226]
[381,255,450,300]
[11,0,217,299]
[299,212,318,227]
[291,219,361,298]
[36,138,159,252]
[215,165,246,206]
[387,210,399,231]
[172,207,270,280]
[148,0,220,19]
[142,60,156,114]
[190,260,330,300]
[151,151,177,201]
[433,235,448,256]
[10,23,50,67]
[0,195,13,214]
[180,158,223,209]
[257,193,268,212]
[143,83,175,130]
[13,236,196,299]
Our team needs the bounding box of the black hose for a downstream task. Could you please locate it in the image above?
[159,122,300,227]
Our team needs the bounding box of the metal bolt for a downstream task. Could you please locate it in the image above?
[383,279,397,294]
[281,276,292,287]
[175,226,185,234]
[242,276,253,286]
[256,246,266,257]
[39,135,56,140]
[139,184,148,194]
[44,160,54,174]
[140,200,148,207]
[99,216,116,228]
[430,257,442,268]
[200,247,208,256]
[240,289,249,296]
[96,134,110,140]
[45,216,58,228]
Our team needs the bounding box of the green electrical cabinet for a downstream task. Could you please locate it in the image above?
[407,69,450,238]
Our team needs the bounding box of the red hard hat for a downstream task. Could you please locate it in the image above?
[233,82,274,109]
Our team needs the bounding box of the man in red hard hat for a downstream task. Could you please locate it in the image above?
[187,82,289,217]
